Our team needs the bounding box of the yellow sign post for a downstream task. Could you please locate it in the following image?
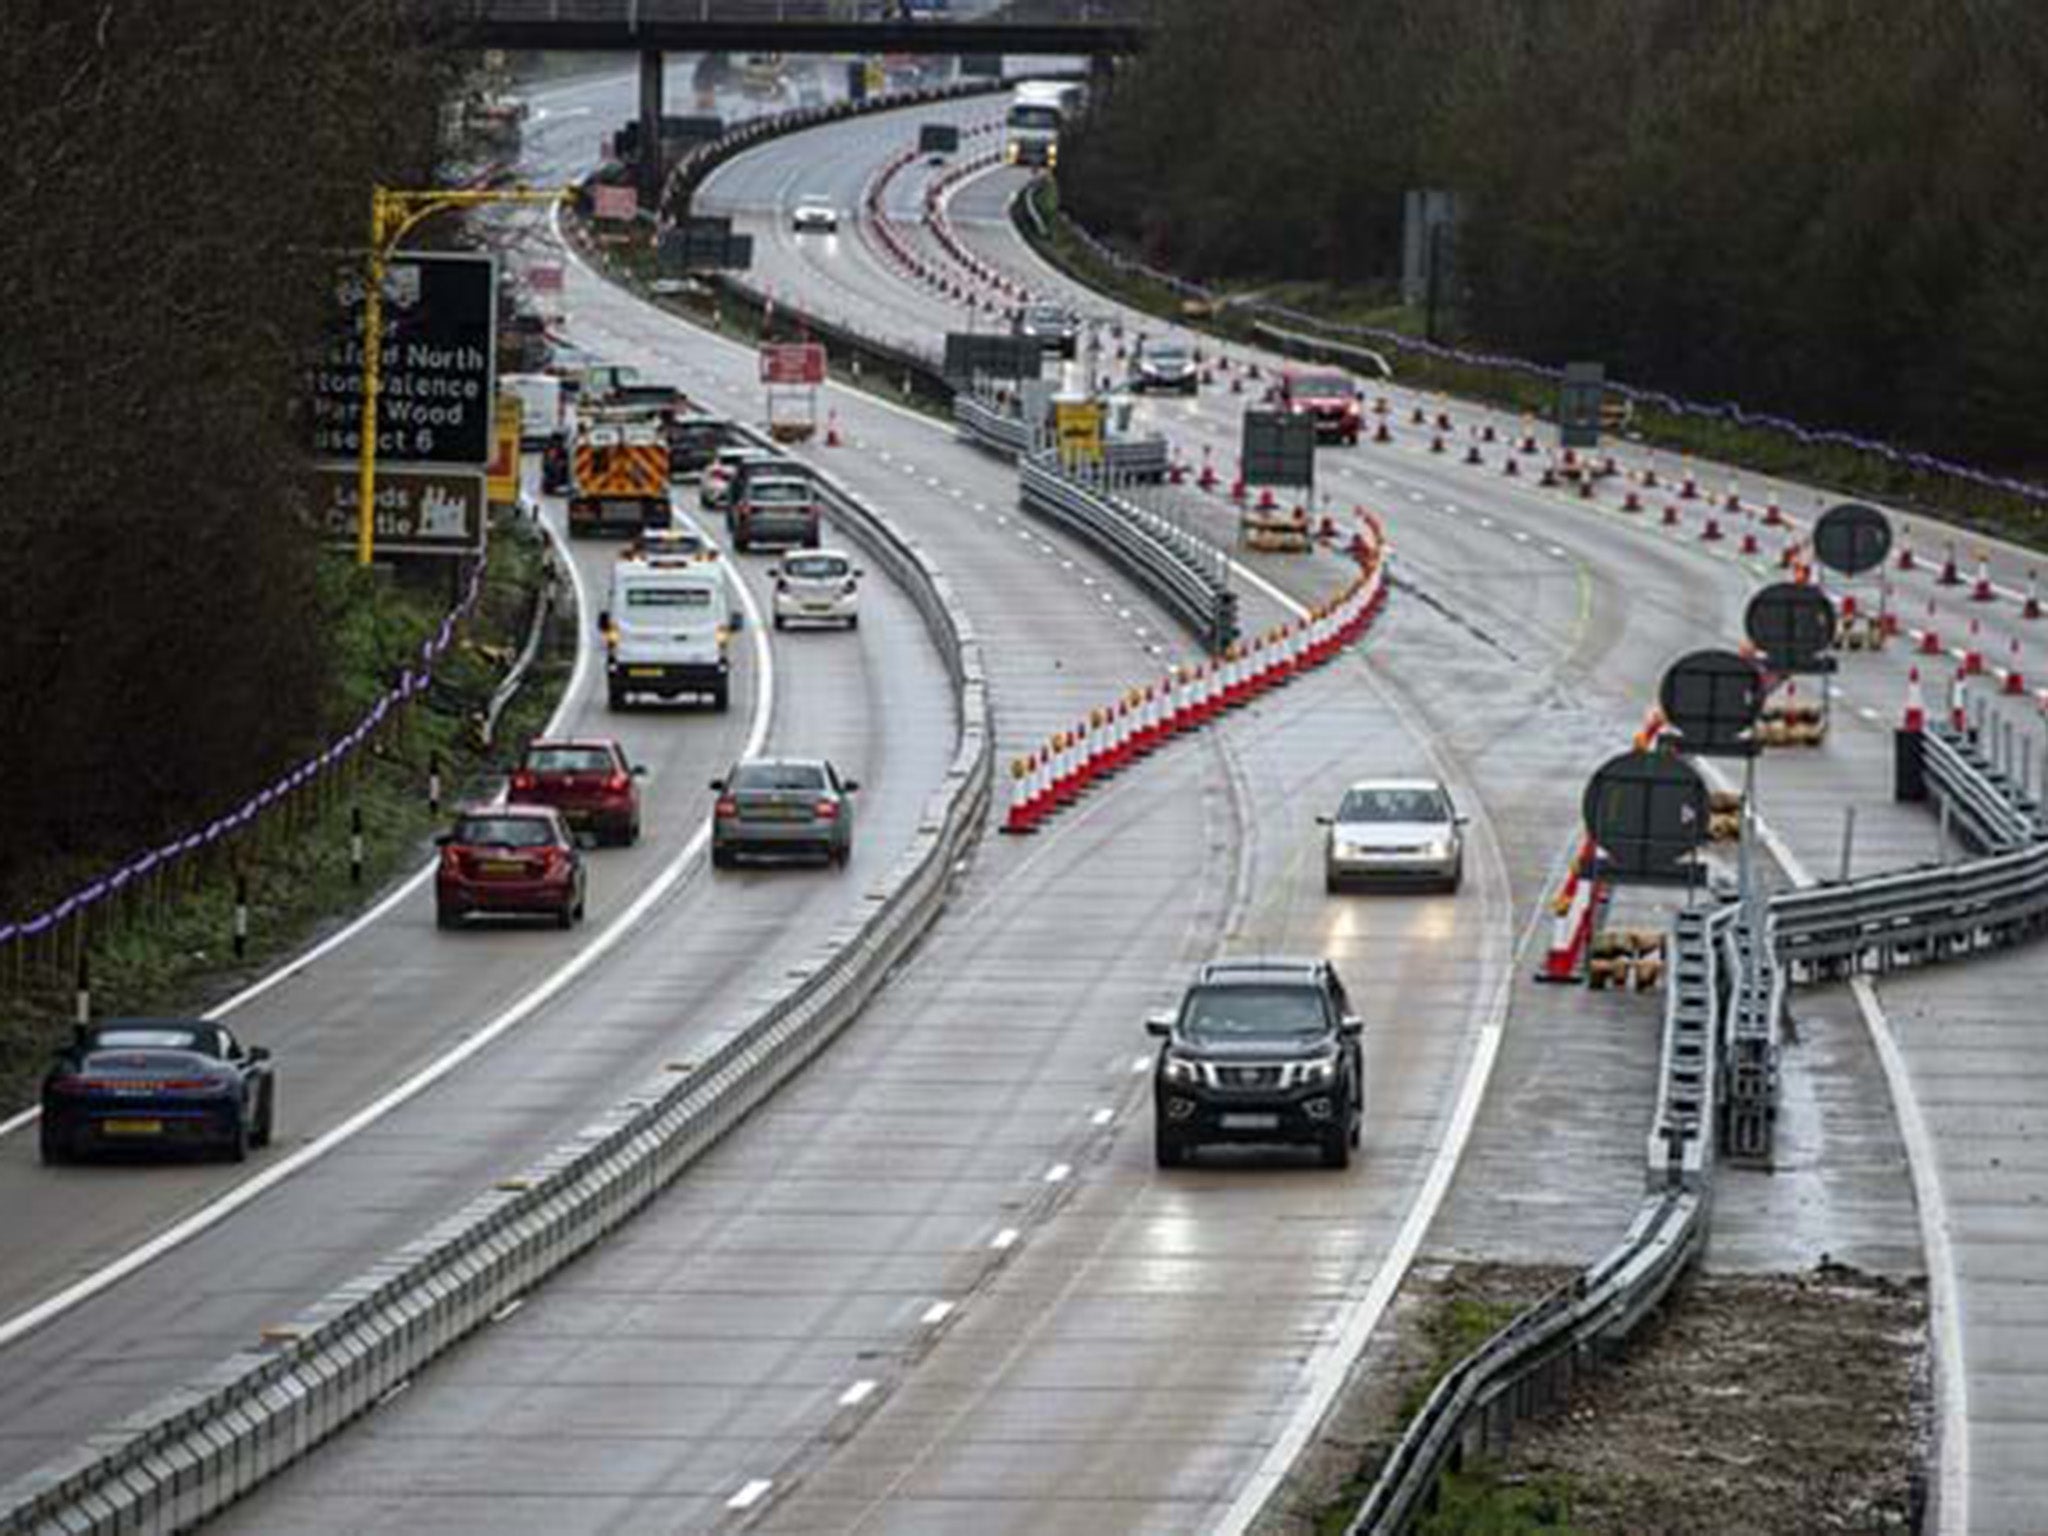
[1054,398,1105,468]
[355,184,569,566]
[486,394,523,505]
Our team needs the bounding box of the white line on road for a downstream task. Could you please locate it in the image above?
[726,1479,773,1511]
[919,1301,954,1326]
[991,1227,1019,1251]
[838,1379,878,1408]
[0,512,775,1352]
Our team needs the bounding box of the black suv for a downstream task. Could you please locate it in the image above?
[1147,957,1364,1169]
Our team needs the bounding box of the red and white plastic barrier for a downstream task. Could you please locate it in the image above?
[1001,525,1390,834]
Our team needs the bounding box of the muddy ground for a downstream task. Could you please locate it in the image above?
[1258,1260,1927,1535]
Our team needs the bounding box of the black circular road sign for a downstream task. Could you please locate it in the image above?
[1812,502,1892,577]
[1583,750,1709,881]
[1659,649,1765,755]
[1744,582,1837,670]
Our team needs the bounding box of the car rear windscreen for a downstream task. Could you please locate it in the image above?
[784,555,848,579]
[526,747,614,773]
[456,817,554,847]
[733,763,827,792]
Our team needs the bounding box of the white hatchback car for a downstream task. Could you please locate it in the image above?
[1319,779,1466,893]
[770,548,862,630]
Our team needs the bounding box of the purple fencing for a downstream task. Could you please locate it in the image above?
[0,556,488,955]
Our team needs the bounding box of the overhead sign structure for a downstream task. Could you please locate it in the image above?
[943,331,1043,381]
[1584,750,1709,884]
[1557,361,1605,449]
[314,466,485,558]
[309,251,497,468]
[1241,409,1316,488]
[759,342,827,386]
[486,395,522,504]
[1744,582,1838,673]
[1812,502,1892,577]
[1658,649,1765,757]
[1054,398,1105,466]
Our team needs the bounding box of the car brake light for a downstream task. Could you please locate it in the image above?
[1345,399,1362,417]
[605,773,630,793]
[815,799,839,820]
[511,772,536,792]
[158,1078,217,1092]
[716,797,738,819]
[48,1075,95,1093]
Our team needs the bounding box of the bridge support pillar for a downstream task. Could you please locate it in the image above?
[638,48,664,214]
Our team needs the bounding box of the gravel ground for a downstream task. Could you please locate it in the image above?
[1258,1260,1926,1535]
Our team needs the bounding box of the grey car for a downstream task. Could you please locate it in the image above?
[711,757,859,868]
[1318,778,1466,893]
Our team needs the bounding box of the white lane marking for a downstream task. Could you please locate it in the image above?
[1131,1054,1152,1074]
[0,534,775,1353]
[920,1300,954,1326]
[0,518,595,1146]
[1090,1107,1115,1127]
[1043,1162,1071,1184]
[838,1379,878,1408]
[1547,545,1568,559]
[1511,529,1531,544]
[991,1227,1020,1251]
[727,1479,773,1511]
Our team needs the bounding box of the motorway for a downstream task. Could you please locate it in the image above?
[10,63,2048,1536]
[209,84,1938,1536]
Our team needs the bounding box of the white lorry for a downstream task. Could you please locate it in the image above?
[1004,80,1082,169]
[600,557,733,712]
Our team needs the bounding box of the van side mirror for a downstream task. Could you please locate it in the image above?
[630,764,648,777]
[842,779,860,793]
[708,778,725,792]
[433,833,453,847]
[248,1046,272,1064]
[597,609,612,632]
[1339,1016,1365,1038]
[1144,1011,1174,1038]
[1315,814,1333,826]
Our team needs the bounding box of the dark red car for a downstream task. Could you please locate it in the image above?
[435,805,588,930]
[1274,369,1363,444]
[509,738,644,845]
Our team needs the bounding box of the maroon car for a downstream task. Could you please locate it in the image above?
[1274,369,1363,445]
[509,738,643,845]
[435,805,588,930]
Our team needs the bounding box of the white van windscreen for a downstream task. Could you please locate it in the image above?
[624,587,713,609]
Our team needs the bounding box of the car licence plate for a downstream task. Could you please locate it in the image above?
[1218,1113,1280,1131]
[803,601,836,612]
[627,667,663,678]
[102,1119,163,1136]
[480,859,526,876]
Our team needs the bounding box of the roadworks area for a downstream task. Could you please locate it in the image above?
[1262,1260,1926,1536]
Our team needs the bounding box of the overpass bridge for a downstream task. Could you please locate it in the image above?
[447,1,1149,56]
[456,2,1147,210]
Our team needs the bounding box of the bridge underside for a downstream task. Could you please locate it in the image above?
[466,20,1143,54]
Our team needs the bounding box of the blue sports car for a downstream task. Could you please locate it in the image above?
[40,1018,275,1165]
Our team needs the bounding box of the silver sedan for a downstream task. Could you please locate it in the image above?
[1319,778,1466,893]
[710,757,859,869]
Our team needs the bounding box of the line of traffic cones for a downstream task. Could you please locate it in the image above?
[1001,538,1391,834]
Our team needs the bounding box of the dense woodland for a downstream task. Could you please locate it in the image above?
[1062,0,2048,473]
[0,2,453,903]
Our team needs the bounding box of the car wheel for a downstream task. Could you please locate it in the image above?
[773,613,787,631]
[1320,1128,1351,1170]
[831,843,850,869]
[224,1110,252,1164]
[38,1117,70,1166]
[712,845,736,870]
[607,683,628,711]
[436,903,462,931]
[557,901,576,930]
[804,531,821,549]
[625,817,642,848]
[845,613,859,630]
[1446,855,1464,894]
[712,683,730,713]
[1324,870,1343,896]
[254,1082,276,1149]
[1154,1122,1187,1168]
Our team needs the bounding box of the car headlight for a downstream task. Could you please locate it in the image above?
[1294,1053,1340,1086]
[1162,1053,1204,1086]
[1424,837,1452,859]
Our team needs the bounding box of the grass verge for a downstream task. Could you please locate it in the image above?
[0,512,570,1116]
[1019,180,2048,549]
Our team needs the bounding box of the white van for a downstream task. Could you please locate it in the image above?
[601,559,732,712]
[504,373,568,448]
